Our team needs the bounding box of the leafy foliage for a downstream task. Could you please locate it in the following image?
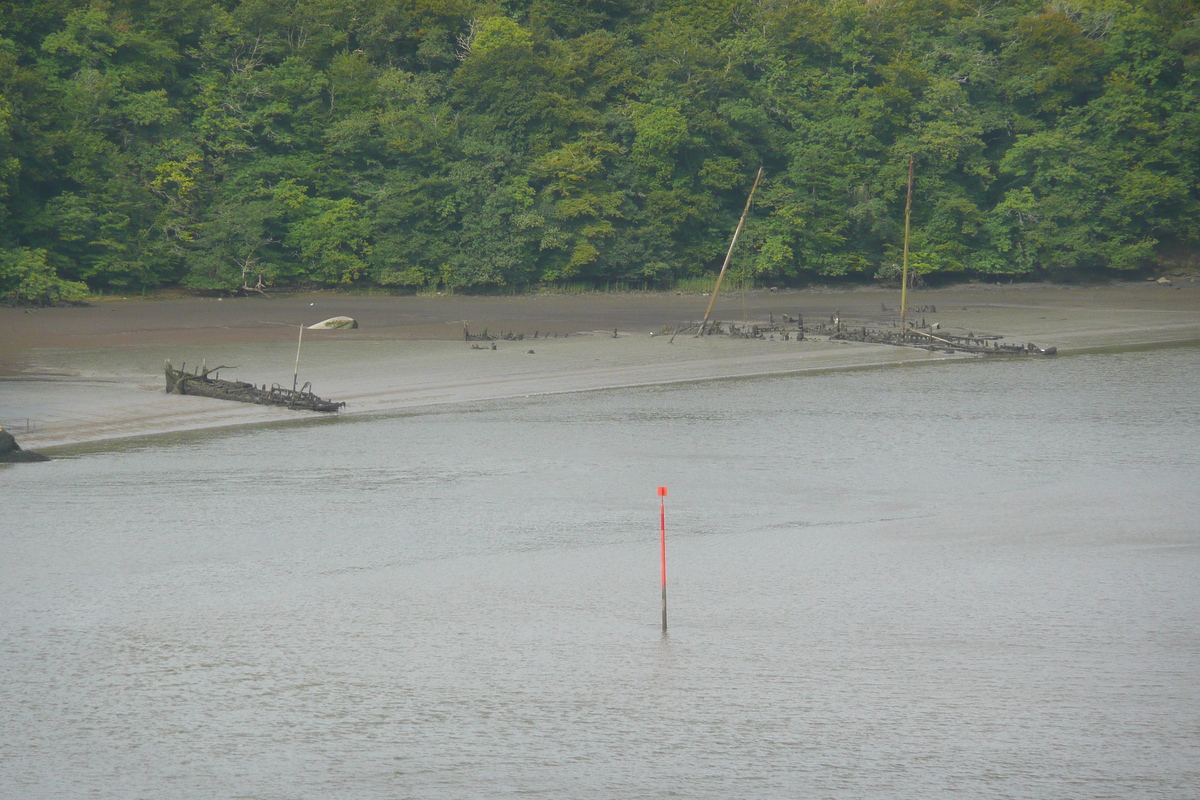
[0,0,1196,297]
[0,247,88,304]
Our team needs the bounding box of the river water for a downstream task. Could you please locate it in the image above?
[2,346,1198,799]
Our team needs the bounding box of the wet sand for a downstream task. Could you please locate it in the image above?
[2,281,1197,451]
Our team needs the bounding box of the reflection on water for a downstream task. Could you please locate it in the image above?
[3,348,1199,798]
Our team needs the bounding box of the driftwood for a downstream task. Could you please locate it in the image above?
[165,362,345,412]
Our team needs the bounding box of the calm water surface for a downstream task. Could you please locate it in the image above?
[3,348,1199,798]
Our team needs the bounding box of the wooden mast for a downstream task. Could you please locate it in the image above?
[900,154,914,335]
[698,166,764,336]
[292,323,304,393]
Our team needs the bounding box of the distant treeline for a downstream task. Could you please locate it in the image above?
[1,0,1198,302]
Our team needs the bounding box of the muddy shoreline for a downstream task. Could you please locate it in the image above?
[2,282,1197,452]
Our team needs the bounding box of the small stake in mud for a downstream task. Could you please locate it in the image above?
[658,486,668,633]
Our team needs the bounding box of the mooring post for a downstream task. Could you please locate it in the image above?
[658,486,668,632]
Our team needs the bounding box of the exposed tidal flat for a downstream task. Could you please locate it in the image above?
[2,283,1199,798]
[1,281,1198,450]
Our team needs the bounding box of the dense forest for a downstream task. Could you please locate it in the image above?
[1,0,1198,301]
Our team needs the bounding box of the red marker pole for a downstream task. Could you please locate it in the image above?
[658,486,668,632]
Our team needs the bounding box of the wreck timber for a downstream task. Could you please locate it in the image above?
[463,324,497,341]
[662,319,1055,356]
[828,326,1056,355]
[165,362,345,412]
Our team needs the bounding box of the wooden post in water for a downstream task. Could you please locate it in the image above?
[658,486,668,632]
[698,167,764,336]
[292,323,304,393]
[900,155,915,335]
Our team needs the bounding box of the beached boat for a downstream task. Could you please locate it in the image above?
[0,427,49,462]
[165,362,345,412]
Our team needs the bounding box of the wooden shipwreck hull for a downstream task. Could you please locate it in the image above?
[827,326,1057,356]
[165,363,345,412]
[665,319,1055,356]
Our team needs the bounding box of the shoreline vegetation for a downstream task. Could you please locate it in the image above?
[13,261,1200,308]
[1,281,1197,454]
[2,1,1200,306]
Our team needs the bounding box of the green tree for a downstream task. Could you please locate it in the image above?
[0,247,88,304]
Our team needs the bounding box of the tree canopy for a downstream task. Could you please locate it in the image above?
[1,0,1197,296]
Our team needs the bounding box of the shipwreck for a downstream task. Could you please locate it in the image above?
[165,362,345,413]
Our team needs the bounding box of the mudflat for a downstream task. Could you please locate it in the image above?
[2,281,1197,451]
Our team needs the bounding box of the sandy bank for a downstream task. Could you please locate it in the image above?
[2,282,1197,452]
